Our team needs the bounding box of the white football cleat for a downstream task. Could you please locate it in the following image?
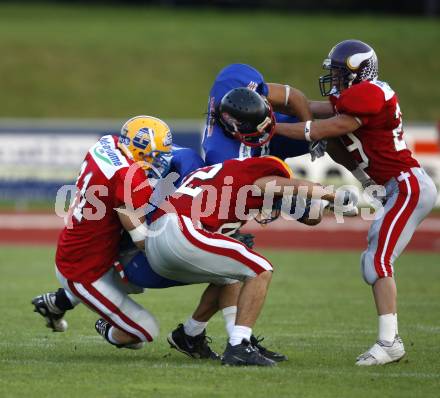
[355,335,405,366]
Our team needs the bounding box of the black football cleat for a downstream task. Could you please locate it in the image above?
[95,318,144,350]
[32,293,68,332]
[250,335,288,362]
[222,339,276,367]
[167,324,221,360]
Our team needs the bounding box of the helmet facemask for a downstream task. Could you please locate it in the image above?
[319,59,357,96]
[145,150,172,179]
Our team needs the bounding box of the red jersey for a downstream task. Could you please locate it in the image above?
[154,156,292,233]
[330,80,419,185]
[56,135,152,284]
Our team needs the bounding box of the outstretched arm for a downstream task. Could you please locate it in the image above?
[267,83,312,122]
[309,100,335,119]
[326,137,358,171]
[275,117,376,185]
[275,114,361,141]
[253,175,335,203]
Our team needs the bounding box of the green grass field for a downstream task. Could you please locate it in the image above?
[0,4,439,120]
[1,246,439,398]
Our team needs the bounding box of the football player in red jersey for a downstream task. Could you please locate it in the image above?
[274,40,438,365]
[146,156,349,366]
[33,115,172,349]
[165,88,358,364]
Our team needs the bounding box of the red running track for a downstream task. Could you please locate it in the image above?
[0,212,439,252]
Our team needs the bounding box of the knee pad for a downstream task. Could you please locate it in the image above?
[360,250,379,285]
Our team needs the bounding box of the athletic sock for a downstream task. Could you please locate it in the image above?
[222,306,237,337]
[54,288,74,311]
[378,313,397,343]
[229,325,252,346]
[183,317,208,337]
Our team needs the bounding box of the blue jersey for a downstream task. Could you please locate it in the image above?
[202,63,309,165]
[169,144,205,187]
[123,251,186,289]
[147,144,205,213]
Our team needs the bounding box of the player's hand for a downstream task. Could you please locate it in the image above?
[309,140,327,161]
[361,177,376,189]
[335,187,359,207]
[363,182,387,205]
[333,187,359,217]
[230,230,255,249]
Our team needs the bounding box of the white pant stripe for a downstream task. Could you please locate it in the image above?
[182,216,272,271]
[73,282,145,341]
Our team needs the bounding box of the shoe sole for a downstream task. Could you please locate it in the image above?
[356,352,406,366]
[167,333,200,359]
[222,356,276,367]
[263,354,288,362]
[167,332,221,360]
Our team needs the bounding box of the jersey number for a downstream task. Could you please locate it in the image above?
[392,103,407,151]
[345,133,369,170]
[176,163,223,198]
[72,161,93,222]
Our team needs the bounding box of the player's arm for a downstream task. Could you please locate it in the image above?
[326,137,358,171]
[117,207,147,250]
[326,138,375,186]
[114,166,152,250]
[253,175,358,217]
[309,100,335,119]
[253,175,335,203]
[267,83,312,121]
[275,114,361,141]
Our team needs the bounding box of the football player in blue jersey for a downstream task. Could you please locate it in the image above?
[204,63,373,194]
[203,63,315,165]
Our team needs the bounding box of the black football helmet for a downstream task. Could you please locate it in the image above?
[218,87,275,147]
[319,39,379,96]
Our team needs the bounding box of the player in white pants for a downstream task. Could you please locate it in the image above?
[357,168,437,364]
[274,39,438,365]
[147,214,273,285]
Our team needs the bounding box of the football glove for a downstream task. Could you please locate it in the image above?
[332,188,359,217]
[309,140,327,161]
[230,230,255,249]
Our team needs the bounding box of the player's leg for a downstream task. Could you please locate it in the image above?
[168,283,222,360]
[56,267,159,349]
[148,214,276,366]
[32,273,80,332]
[175,279,287,362]
[231,269,272,340]
[357,169,437,366]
